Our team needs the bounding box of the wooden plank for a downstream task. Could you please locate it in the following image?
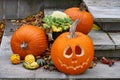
[18,0,44,19]
[3,0,18,19]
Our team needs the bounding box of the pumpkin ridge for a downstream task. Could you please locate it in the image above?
[10,24,48,59]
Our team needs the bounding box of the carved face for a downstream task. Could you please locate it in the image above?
[51,32,94,75]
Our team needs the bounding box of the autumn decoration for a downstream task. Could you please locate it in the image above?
[8,9,115,74]
[10,54,21,64]
[10,24,48,59]
[51,19,94,74]
[64,3,93,34]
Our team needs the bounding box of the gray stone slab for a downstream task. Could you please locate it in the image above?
[97,22,120,31]
[4,20,19,36]
[88,30,115,50]
[35,68,67,78]
[0,36,12,55]
[109,32,120,49]
[0,55,35,78]
[83,0,120,22]
[44,0,81,9]
[68,62,120,78]
[3,0,18,19]
[87,6,120,22]
[0,53,120,78]
[95,50,120,58]
[18,0,44,19]
[84,0,120,7]
[83,0,120,31]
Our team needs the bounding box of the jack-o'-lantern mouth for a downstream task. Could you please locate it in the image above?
[58,57,90,70]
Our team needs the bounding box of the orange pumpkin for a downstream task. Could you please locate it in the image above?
[10,24,48,59]
[51,19,94,75]
[64,4,93,34]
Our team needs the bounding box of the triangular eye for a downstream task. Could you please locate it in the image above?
[63,46,72,58]
[75,45,84,56]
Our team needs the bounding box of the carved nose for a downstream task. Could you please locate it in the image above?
[72,58,77,63]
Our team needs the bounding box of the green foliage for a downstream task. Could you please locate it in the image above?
[42,16,72,32]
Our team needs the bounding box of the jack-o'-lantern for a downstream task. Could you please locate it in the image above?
[51,19,94,75]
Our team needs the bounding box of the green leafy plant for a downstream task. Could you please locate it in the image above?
[42,16,72,32]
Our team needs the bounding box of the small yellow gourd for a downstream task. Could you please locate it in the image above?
[10,54,21,64]
[24,54,35,64]
[23,62,39,70]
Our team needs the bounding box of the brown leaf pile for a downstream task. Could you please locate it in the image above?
[11,11,44,27]
[0,19,5,45]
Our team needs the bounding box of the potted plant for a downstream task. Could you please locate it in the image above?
[42,11,72,40]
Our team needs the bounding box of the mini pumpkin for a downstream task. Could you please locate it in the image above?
[10,24,48,59]
[36,58,46,67]
[64,4,93,34]
[10,54,21,64]
[51,19,94,75]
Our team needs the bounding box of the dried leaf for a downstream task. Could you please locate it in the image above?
[100,57,109,64]
[92,24,101,30]
[100,57,115,67]
[11,11,44,27]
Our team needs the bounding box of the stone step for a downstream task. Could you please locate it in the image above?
[0,54,120,79]
[0,0,44,19]
[0,22,120,58]
[0,4,120,80]
[83,0,120,31]
[0,0,80,20]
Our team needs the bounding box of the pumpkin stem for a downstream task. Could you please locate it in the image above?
[79,3,86,11]
[20,42,28,50]
[69,19,80,38]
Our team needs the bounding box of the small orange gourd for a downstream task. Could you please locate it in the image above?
[64,4,93,34]
[10,24,48,59]
[51,19,94,75]
[10,54,20,64]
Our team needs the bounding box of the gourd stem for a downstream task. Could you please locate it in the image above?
[20,42,28,50]
[69,19,80,38]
